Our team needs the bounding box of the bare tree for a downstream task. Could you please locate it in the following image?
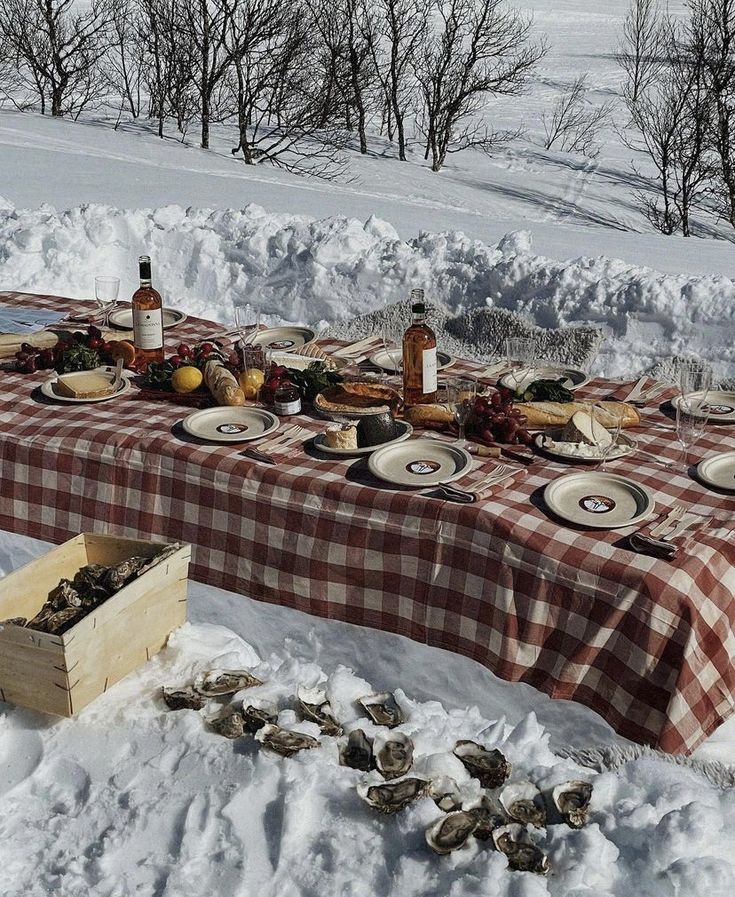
[415,0,545,172]
[542,74,614,158]
[103,0,145,121]
[617,0,663,104]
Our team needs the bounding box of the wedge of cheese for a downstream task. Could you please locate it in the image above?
[54,371,117,399]
[560,410,613,447]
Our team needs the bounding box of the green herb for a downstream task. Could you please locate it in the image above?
[516,378,574,403]
[56,342,102,373]
[143,360,177,390]
[286,362,343,401]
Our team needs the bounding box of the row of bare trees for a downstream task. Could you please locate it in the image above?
[0,0,544,175]
[619,0,735,236]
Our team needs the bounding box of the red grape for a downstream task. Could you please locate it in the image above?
[178,343,192,357]
[490,392,502,408]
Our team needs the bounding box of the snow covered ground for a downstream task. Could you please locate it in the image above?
[1,530,734,897]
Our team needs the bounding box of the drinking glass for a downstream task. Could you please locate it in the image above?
[677,359,712,410]
[383,322,403,376]
[447,378,477,449]
[676,397,709,469]
[94,276,120,328]
[240,345,271,403]
[234,302,260,347]
[592,404,624,471]
[505,337,537,388]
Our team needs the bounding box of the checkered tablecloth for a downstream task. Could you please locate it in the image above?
[0,291,734,754]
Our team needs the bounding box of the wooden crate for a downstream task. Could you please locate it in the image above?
[0,533,191,716]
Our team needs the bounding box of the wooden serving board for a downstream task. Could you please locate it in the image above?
[0,327,134,359]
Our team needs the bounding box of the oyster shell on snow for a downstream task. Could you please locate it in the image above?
[374,730,413,780]
[241,700,278,735]
[499,781,546,829]
[492,824,549,876]
[452,740,511,789]
[162,685,206,711]
[358,692,403,728]
[256,724,320,757]
[466,796,508,841]
[357,778,428,814]
[209,707,245,739]
[297,686,343,736]
[425,810,478,855]
[428,776,463,813]
[340,729,374,771]
[552,780,592,829]
[194,669,263,697]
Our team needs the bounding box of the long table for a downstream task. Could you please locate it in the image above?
[1,291,734,754]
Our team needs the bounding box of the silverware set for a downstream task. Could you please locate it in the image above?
[242,425,309,464]
[331,335,383,362]
[621,376,672,407]
[436,464,517,502]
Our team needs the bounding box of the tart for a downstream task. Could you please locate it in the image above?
[314,381,401,417]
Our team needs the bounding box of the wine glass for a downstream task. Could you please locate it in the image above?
[94,276,120,328]
[383,321,403,377]
[447,378,477,450]
[677,359,712,410]
[505,337,537,390]
[234,302,260,348]
[676,397,709,470]
[592,404,624,471]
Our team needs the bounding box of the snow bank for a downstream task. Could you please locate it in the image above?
[0,200,733,379]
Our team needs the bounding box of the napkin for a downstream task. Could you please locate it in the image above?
[628,512,730,559]
[435,469,524,503]
[0,304,66,334]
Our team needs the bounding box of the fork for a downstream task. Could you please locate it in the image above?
[649,504,686,538]
[465,464,515,492]
[332,336,382,358]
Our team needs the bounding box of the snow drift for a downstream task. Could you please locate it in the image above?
[0,199,733,379]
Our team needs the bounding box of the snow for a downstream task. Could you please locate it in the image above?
[0,529,734,897]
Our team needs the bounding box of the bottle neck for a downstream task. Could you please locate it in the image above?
[411,304,426,325]
[139,278,151,289]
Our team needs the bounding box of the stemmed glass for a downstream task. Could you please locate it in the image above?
[678,359,712,409]
[505,337,537,389]
[447,378,477,450]
[676,359,712,469]
[592,405,624,471]
[383,322,403,377]
[234,302,260,348]
[94,276,120,329]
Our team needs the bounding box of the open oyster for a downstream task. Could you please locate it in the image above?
[453,740,511,789]
[162,685,206,711]
[358,692,403,728]
[256,724,320,757]
[466,796,508,841]
[241,700,278,735]
[552,780,592,828]
[297,686,342,736]
[194,670,263,697]
[374,730,413,780]
[428,776,463,813]
[492,824,549,875]
[425,810,478,855]
[340,729,374,771]
[209,707,245,739]
[357,778,427,814]
[499,781,546,829]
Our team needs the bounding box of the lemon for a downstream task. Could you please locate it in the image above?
[240,368,265,388]
[172,365,203,394]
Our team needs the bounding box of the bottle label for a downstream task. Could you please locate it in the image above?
[422,347,438,393]
[274,398,301,416]
[133,308,164,350]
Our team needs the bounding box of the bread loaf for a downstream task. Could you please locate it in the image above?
[516,401,640,429]
[403,403,455,429]
[204,359,246,406]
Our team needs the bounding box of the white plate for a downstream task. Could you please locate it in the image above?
[314,420,413,456]
[250,327,315,353]
[369,347,455,372]
[41,369,132,403]
[697,451,735,492]
[671,390,735,423]
[368,438,472,487]
[108,306,187,330]
[544,471,654,529]
[182,407,280,443]
[268,350,349,372]
[535,428,637,463]
[499,366,590,392]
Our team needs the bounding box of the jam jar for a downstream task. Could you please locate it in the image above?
[274,382,302,416]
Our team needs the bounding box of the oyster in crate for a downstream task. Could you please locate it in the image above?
[428,776,463,813]
[162,685,206,711]
[241,700,278,735]
[374,730,414,780]
[209,706,246,739]
[340,729,374,771]
[453,740,511,789]
[492,824,549,876]
[102,556,148,592]
[44,607,82,634]
[425,810,478,855]
[357,778,428,814]
[358,692,403,728]
[194,669,263,697]
[256,724,320,757]
[48,579,83,610]
[297,686,343,736]
[552,780,593,829]
[499,781,546,829]
[467,796,508,841]
[0,617,27,627]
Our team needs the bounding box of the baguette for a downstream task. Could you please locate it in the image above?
[515,401,640,429]
[204,359,245,406]
[403,403,454,429]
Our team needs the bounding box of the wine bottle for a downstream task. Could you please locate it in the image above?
[132,255,164,371]
[402,289,437,406]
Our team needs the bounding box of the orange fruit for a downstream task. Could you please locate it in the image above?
[108,339,136,368]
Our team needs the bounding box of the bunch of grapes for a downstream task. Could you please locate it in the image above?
[467,388,532,446]
[14,325,116,374]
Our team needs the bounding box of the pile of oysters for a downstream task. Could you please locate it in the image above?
[162,675,593,876]
[0,544,181,635]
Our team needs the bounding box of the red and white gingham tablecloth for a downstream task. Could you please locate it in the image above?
[0,292,734,754]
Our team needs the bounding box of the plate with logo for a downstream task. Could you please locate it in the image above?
[249,327,315,353]
[367,438,472,487]
[181,407,280,443]
[368,347,455,372]
[696,451,735,492]
[108,306,187,330]
[671,390,735,423]
[544,471,654,529]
